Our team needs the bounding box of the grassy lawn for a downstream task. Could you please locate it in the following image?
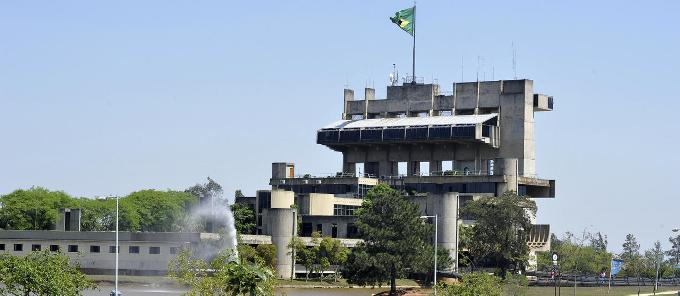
[85,275,180,286]
[276,278,421,288]
[525,286,680,296]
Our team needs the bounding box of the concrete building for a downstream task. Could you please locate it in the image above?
[254,79,555,275]
[0,229,200,275]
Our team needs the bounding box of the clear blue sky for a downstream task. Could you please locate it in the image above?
[1,1,678,253]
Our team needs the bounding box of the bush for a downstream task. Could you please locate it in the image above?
[504,273,528,296]
[435,273,502,296]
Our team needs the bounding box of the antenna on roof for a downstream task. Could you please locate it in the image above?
[476,56,480,82]
[461,56,464,81]
[512,42,517,79]
[389,64,399,86]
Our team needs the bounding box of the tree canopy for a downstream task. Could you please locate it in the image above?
[0,251,95,296]
[460,191,535,274]
[538,231,612,276]
[0,187,197,232]
[168,249,275,296]
[342,184,433,295]
[231,203,256,235]
[0,187,72,230]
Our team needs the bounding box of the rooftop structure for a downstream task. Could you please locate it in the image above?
[253,79,556,277]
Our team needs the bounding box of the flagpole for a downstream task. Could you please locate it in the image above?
[411,1,416,84]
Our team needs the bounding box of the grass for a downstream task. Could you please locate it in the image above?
[86,275,181,286]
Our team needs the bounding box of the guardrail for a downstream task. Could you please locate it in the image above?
[532,272,680,287]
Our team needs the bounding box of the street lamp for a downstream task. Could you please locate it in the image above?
[420,215,438,296]
[110,196,121,296]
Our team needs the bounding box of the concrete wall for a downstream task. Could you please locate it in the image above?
[0,231,200,275]
[305,194,363,216]
[271,190,294,209]
[339,79,544,177]
[267,208,297,278]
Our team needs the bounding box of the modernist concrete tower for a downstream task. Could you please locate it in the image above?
[256,79,555,275]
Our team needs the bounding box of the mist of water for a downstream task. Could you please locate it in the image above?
[186,195,239,261]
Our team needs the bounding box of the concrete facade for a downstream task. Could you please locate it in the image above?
[0,230,200,275]
[253,79,556,274]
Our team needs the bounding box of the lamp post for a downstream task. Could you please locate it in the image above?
[420,215,438,296]
[111,196,121,296]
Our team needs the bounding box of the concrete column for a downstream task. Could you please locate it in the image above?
[364,162,379,177]
[430,161,443,175]
[343,89,354,120]
[378,160,397,177]
[438,192,459,271]
[342,162,356,176]
[56,208,66,231]
[342,153,356,176]
[269,208,297,279]
[407,161,420,176]
[495,158,518,194]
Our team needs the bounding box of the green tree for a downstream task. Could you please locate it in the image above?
[460,191,535,275]
[0,187,72,230]
[621,234,643,290]
[71,198,114,231]
[169,249,275,296]
[235,190,245,198]
[436,272,503,296]
[318,236,350,282]
[642,241,665,289]
[667,234,680,277]
[125,189,196,232]
[590,231,608,253]
[237,244,277,270]
[0,251,95,296]
[185,177,223,206]
[537,232,613,278]
[231,203,256,234]
[342,184,432,295]
[255,244,277,269]
[287,235,319,281]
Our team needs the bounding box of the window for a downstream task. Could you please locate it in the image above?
[129,246,139,254]
[316,224,323,234]
[170,247,180,255]
[0,244,5,251]
[301,223,313,237]
[13,244,23,251]
[257,192,271,213]
[31,244,41,251]
[149,247,160,254]
[90,245,100,253]
[67,245,78,253]
[331,224,338,238]
[109,246,119,253]
[333,204,360,216]
[50,245,60,252]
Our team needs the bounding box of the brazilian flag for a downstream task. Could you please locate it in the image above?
[390,7,415,36]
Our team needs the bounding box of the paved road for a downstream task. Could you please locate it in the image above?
[86,284,382,296]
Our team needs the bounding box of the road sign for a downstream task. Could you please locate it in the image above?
[552,252,558,265]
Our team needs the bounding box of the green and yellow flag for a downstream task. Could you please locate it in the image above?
[390,6,415,36]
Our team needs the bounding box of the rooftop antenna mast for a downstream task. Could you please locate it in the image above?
[461,56,464,81]
[512,42,517,79]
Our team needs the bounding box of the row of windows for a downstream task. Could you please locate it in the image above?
[333,204,360,216]
[0,243,179,255]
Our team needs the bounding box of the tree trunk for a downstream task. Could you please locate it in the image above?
[390,266,397,296]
